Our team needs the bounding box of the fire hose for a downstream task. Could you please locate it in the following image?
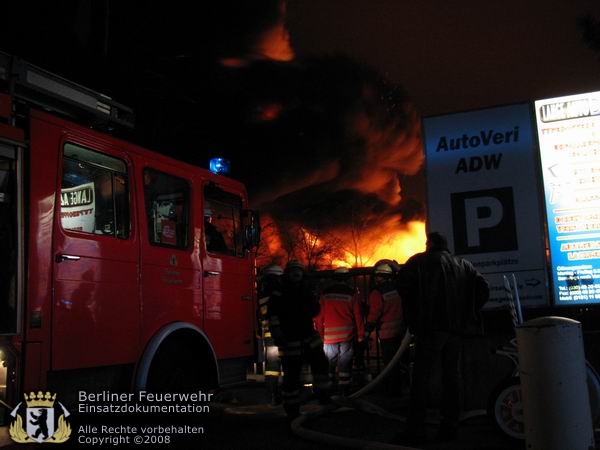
[289,329,487,449]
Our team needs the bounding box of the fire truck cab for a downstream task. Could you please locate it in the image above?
[0,51,259,420]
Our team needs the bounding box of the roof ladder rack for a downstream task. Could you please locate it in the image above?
[0,50,134,129]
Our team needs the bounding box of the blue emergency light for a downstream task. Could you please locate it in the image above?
[209,157,230,175]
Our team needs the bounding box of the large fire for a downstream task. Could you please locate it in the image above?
[257,215,426,269]
[333,220,426,267]
[233,0,426,271]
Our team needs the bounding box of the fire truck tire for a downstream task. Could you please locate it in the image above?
[488,363,600,441]
[136,325,219,393]
[487,377,524,440]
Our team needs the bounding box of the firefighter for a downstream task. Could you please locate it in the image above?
[257,264,284,405]
[267,260,331,421]
[315,267,365,395]
[366,262,406,392]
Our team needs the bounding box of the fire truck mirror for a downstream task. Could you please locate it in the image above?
[242,210,260,250]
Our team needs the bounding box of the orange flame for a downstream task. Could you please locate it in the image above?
[332,220,426,267]
[258,216,426,269]
[220,0,294,67]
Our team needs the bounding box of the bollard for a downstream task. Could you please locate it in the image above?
[516,316,595,450]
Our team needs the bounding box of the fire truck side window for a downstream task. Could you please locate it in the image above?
[61,144,129,239]
[204,184,243,256]
[143,168,190,249]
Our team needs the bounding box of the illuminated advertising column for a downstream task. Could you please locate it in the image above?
[535,91,600,306]
[424,104,548,309]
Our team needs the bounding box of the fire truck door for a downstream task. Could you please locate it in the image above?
[202,184,254,359]
[138,167,197,342]
[52,141,139,370]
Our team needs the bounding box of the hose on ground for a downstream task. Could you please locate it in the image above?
[349,329,413,400]
[291,329,488,449]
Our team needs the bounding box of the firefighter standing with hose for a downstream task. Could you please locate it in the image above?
[315,267,365,395]
[366,261,406,394]
[257,264,284,405]
[267,260,332,423]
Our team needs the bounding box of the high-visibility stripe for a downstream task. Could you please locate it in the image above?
[258,296,269,305]
[265,370,281,376]
[324,325,353,332]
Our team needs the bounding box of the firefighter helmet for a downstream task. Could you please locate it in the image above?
[286,260,305,272]
[262,264,283,276]
[374,263,393,275]
[374,259,401,272]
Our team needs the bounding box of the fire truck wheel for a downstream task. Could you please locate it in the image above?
[487,376,524,440]
[488,364,600,440]
[145,330,216,392]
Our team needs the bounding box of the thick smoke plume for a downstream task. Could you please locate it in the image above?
[234,54,425,267]
[204,1,427,267]
[3,0,426,268]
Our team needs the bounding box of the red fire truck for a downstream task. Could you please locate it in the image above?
[0,51,260,421]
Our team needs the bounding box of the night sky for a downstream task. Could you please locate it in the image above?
[3,0,600,258]
[287,0,600,116]
[5,2,600,112]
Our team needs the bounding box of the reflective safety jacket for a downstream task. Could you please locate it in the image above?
[315,282,365,344]
[366,281,403,339]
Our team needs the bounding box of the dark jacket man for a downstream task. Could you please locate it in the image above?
[395,232,489,445]
[399,234,489,338]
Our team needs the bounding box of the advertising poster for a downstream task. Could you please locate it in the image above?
[424,104,548,309]
[535,91,600,306]
[60,182,96,233]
